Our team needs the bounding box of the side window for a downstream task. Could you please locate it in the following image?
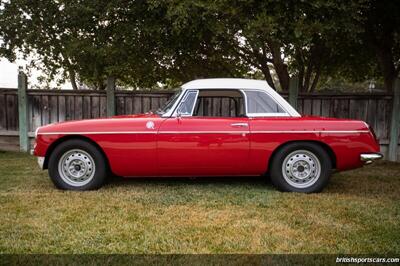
[192,89,245,117]
[244,90,285,114]
[194,97,244,117]
[177,90,198,116]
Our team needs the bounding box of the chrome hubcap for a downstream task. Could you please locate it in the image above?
[282,150,321,188]
[58,149,95,187]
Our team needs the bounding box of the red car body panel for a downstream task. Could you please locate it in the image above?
[34,114,380,177]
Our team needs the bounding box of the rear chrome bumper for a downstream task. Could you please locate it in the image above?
[360,153,383,165]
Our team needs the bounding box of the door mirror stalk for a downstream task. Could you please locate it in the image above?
[176,110,182,120]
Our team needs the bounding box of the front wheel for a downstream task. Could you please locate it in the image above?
[269,142,332,193]
[48,139,107,190]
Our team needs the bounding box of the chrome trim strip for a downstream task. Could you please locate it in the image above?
[38,131,158,135]
[38,130,369,135]
[240,89,248,117]
[160,131,249,134]
[251,130,370,134]
[161,88,185,118]
[242,89,301,117]
[247,113,291,117]
[188,90,199,117]
[173,90,199,117]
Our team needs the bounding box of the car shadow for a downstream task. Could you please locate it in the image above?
[104,174,272,189]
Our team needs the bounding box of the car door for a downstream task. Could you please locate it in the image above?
[157,89,250,176]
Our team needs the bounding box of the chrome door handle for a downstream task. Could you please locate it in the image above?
[230,123,248,128]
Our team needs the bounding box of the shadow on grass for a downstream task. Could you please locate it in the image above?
[104,174,273,189]
[102,171,395,197]
[101,168,399,199]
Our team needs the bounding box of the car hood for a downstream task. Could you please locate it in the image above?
[37,113,162,134]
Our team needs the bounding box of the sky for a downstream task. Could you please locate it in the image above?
[0,58,19,88]
[0,57,71,89]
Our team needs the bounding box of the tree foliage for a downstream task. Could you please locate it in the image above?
[360,0,400,92]
[0,0,399,91]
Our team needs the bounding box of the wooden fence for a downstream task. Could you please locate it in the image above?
[0,89,172,132]
[0,87,398,159]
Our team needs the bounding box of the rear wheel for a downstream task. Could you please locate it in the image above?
[48,139,107,190]
[269,142,332,193]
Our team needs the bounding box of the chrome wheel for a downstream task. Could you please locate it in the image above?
[281,150,321,188]
[57,149,96,187]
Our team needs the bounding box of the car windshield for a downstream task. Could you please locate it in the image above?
[156,89,183,115]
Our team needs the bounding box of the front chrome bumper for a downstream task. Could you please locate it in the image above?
[37,157,45,170]
[360,153,383,165]
[30,148,45,170]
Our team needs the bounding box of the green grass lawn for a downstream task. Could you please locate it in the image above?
[0,151,399,254]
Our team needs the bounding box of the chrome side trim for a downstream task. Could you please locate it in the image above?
[251,130,370,134]
[38,131,158,135]
[360,153,383,164]
[37,157,45,170]
[247,113,291,117]
[38,130,369,135]
[160,131,249,134]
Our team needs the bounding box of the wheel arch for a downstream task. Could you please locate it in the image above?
[267,140,337,172]
[43,135,110,171]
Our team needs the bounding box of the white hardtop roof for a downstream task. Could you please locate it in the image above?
[182,78,272,91]
[180,78,301,117]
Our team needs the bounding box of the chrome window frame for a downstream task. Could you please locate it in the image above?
[163,87,298,118]
[171,89,199,117]
[242,89,292,117]
[161,88,186,118]
[174,88,246,118]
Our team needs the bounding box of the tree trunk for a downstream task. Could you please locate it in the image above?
[375,47,397,93]
[269,42,289,91]
[68,69,78,90]
[261,66,276,90]
[310,71,320,93]
[303,62,313,93]
[365,20,398,93]
[275,64,290,92]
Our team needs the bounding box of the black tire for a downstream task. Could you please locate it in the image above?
[48,139,107,190]
[269,142,332,193]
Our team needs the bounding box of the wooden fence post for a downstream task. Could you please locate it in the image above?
[106,76,116,117]
[289,76,299,110]
[18,69,29,152]
[388,77,400,161]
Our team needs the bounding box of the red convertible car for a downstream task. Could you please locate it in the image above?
[33,78,382,193]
